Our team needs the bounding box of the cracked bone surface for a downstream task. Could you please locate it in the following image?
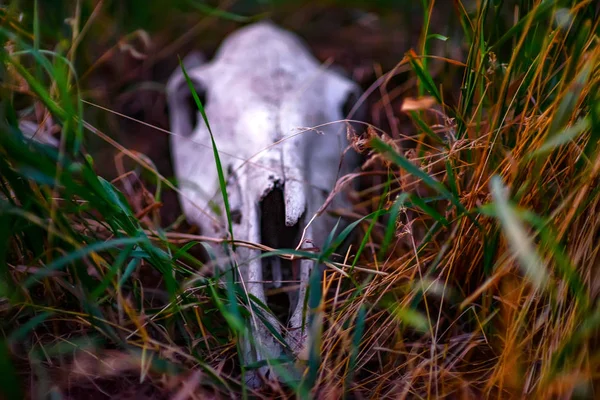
[167,22,361,386]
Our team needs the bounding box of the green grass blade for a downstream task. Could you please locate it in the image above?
[320,218,341,260]
[350,179,389,271]
[532,117,590,157]
[90,244,135,299]
[0,340,23,400]
[371,137,469,216]
[344,304,366,398]
[409,193,449,226]
[7,311,53,343]
[117,258,141,289]
[489,176,548,291]
[179,59,235,246]
[378,192,409,259]
[23,236,147,288]
[489,0,561,52]
[548,60,593,138]
[407,50,442,105]
[385,301,428,333]
[187,0,261,22]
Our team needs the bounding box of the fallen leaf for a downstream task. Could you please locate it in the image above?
[401,96,436,112]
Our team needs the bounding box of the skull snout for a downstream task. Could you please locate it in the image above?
[260,187,304,324]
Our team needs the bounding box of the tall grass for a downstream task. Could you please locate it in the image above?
[1,0,599,398]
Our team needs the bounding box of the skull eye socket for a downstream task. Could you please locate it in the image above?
[184,83,207,134]
[342,90,360,119]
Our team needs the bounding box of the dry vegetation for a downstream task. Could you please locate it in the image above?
[1,1,599,399]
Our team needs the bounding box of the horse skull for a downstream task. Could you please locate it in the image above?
[167,22,361,387]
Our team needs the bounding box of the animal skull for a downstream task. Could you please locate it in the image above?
[167,22,361,386]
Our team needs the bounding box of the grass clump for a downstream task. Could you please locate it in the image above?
[1,0,599,398]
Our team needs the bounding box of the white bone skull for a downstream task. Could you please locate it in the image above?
[167,22,361,386]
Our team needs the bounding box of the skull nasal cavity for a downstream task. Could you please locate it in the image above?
[260,188,300,249]
[260,187,302,324]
